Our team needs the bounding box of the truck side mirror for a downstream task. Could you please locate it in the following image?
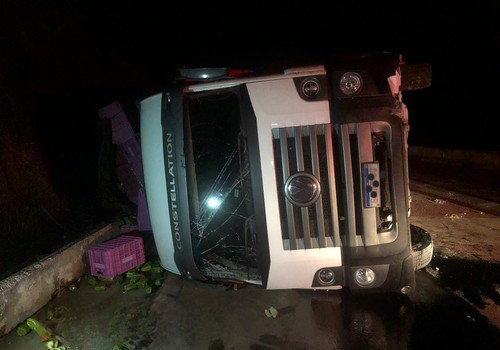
[400,63,432,91]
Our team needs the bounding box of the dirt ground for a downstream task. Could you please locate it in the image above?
[405,158,499,330]
[410,191,500,262]
[409,187,500,329]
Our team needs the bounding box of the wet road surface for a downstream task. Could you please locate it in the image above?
[0,264,498,350]
[1,160,499,349]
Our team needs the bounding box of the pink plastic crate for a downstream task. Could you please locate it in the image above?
[88,235,146,278]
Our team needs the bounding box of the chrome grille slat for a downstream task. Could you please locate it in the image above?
[295,127,305,171]
[338,124,360,247]
[279,128,297,250]
[310,125,327,247]
[295,126,312,248]
[325,125,341,246]
[300,206,312,248]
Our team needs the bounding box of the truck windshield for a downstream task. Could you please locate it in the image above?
[184,90,261,283]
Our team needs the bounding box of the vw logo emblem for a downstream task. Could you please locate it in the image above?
[284,172,321,207]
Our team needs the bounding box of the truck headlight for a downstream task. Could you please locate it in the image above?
[317,268,335,285]
[339,72,362,95]
[354,267,375,287]
[301,78,321,98]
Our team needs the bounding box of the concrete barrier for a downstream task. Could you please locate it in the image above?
[0,223,122,336]
[409,146,500,170]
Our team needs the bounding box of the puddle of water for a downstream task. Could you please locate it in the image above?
[429,255,500,309]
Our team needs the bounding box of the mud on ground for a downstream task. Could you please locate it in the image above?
[410,190,500,329]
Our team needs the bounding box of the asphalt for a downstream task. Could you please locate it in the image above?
[0,158,499,350]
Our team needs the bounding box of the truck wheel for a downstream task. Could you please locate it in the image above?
[410,224,433,270]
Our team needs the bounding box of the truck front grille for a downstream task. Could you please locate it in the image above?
[272,122,396,250]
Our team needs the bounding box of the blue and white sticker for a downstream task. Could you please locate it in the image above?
[363,162,381,208]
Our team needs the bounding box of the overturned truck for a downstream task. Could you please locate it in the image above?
[140,51,433,294]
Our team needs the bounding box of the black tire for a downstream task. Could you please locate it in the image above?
[410,224,433,270]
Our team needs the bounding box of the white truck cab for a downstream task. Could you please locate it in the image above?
[140,51,432,294]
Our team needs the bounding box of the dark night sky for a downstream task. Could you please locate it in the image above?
[2,0,500,153]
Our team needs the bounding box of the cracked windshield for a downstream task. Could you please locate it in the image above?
[187,91,260,282]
